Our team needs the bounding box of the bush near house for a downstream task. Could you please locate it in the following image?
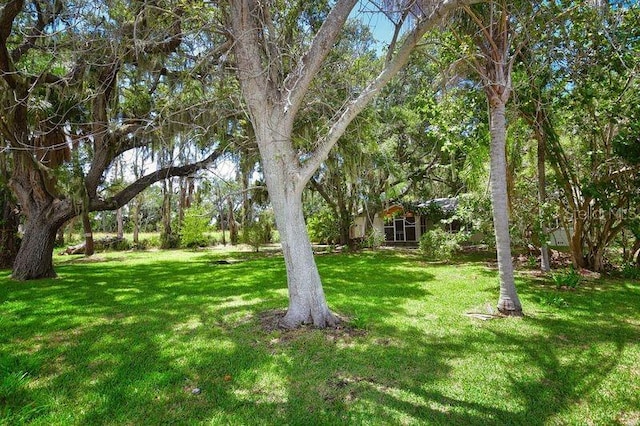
[419,227,461,261]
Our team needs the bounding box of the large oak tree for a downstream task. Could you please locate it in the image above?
[0,0,225,279]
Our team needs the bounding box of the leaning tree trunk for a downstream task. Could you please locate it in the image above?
[489,100,523,316]
[12,210,61,280]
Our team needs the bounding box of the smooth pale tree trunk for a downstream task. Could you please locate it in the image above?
[489,101,523,316]
[275,189,338,328]
[133,197,141,245]
[227,196,238,245]
[257,124,337,328]
[116,208,124,239]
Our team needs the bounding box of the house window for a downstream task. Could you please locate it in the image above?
[394,218,405,241]
[383,215,420,242]
[420,216,427,236]
[384,224,394,241]
[384,217,394,241]
[405,216,416,241]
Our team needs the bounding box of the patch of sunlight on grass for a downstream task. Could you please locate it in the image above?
[172,316,204,333]
[233,362,289,405]
[2,249,639,425]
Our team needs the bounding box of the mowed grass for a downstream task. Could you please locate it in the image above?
[1,249,639,425]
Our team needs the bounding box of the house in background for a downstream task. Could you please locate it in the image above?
[350,198,458,246]
[350,197,571,248]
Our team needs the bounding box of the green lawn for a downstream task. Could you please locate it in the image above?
[1,249,638,425]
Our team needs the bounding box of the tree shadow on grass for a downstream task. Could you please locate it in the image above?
[305,314,639,425]
[1,251,638,424]
[0,251,436,424]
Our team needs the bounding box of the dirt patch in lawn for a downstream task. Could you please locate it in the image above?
[258,309,367,340]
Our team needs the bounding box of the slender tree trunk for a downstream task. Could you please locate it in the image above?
[241,164,251,228]
[220,216,226,246]
[228,196,238,245]
[339,209,352,247]
[133,196,141,244]
[537,127,551,272]
[161,179,174,248]
[489,101,523,316]
[116,207,124,239]
[82,189,95,257]
[178,176,187,227]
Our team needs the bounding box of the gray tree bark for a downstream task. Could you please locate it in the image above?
[12,204,72,280]
[489,100,523,316]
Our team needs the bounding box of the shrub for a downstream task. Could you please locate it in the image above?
[419,228,460,261]
[242,213,273,252]
[306,208,340,244]
[361,230,385,250]
[134,236,161,250]
[620,263,640,280]
[180,206,211,248]
[111,238,131,251]
[552,266,580,289]
[161,232,180,249]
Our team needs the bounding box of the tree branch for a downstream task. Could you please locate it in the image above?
[229,0,271,112]
[298,0,481,186]
[282,0,358,115]
[11,0,62,63]
[0,0,25,88]
[90,149,222,212]
[310,178,339,213]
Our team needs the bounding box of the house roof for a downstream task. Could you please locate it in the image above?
[378,197,458,217]
[417,197,458,214]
